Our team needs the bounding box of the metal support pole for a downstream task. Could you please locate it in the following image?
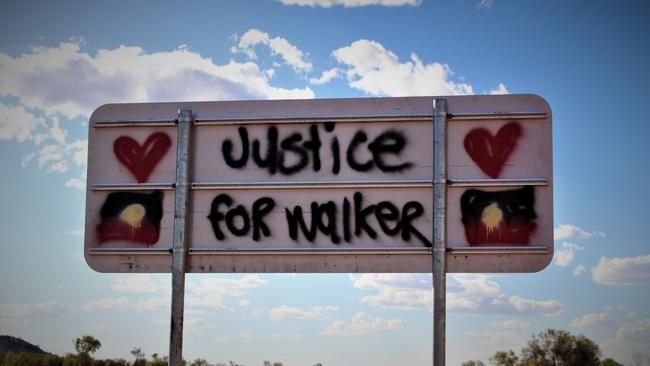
[432,99,448,366]
[170,109,192,366]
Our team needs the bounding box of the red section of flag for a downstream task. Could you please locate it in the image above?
[463,216,537,246]
[114,132,172,183]
[96,218,160,245]
[464,122,522,178]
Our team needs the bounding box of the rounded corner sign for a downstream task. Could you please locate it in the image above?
[84,95,552,273]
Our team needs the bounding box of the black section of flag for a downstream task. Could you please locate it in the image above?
[460,186,537,246]
[96,190,163,245]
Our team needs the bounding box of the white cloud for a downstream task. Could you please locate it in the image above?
[238,299,251,307]
[0,301,66,318]
[112,275,166,294]
[236,331,257,342]
[0,103,45,142]
[554,242,584,267]
[573,264,587,277]
[475,0,494,10]
[216,335,232,344]
[67,139,88,167]
[66,229,84,236]
[350,273,562,316]
[0,41,314,120]
[491,319,529,329]
[616,319,650,343]
[448,274,502,310]
[602,319,650,364]
[49,116,67,144]
[233,29,313,72]
[489,82,509,95]
[309,68,340,85]
[332,39,484,96]
[494,295,564,317]
[88,323,113,332]
[21,138,88,176]
[351,273,431,310]
[136,296,169,312]
[277,0,421,7]
[65,177,86,190]
[592,254,650,285]
[554,224,606,240]
[457,330,525,364]
[321,312,404,336]
[81,296,132,312]
[187,275,267,312]
[572,312,615,328]
[269,305,338,320]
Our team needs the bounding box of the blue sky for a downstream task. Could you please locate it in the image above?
[1,0,649,365]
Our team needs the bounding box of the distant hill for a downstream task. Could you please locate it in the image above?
[0,335,48,355]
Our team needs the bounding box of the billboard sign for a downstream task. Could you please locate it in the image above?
[84,95,552,273]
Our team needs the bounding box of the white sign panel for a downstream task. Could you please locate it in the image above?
[84,95,552,273]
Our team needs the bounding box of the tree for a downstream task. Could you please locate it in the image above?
[191,359,212,366]
[520,329,601,366]
[149,353,169,366]
[461,361,485,366]
[73,335,101,366]
[490,350,519,366]
[460,329,624,366]
[130,347,146,366]
[600,358,623,366]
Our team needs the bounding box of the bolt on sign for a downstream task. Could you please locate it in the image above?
[84,95,553,273]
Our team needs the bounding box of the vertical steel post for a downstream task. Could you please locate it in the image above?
[170,109,192,366]
[432,99,448,366]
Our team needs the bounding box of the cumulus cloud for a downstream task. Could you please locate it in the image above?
[491,319,529,329]
[277,0,421,7]
[0,301,66,318]
[456,330,526,364]
[573,264,587,277]
[592,254,650,285]
[475,0,494,10]
[572,312,615,328]
[269,305,338,320]
[554,242,584,267]
[0,41,314,120]
[232,29,312,72]
[187,275,267,312]
[332,39,486,96]
[81,297,132,312]
[321,312,404,336]
[602,319,650,364]
[489,83,509,95]
[136,296,169,312]
[554,224,606,240]
[112,275,166,294]
[309,68,340,85]
[0,103,45,142]
[65,177,86,190]
[88,323,113,332]
[350,274,563,316]
[491,295,564,317]
[351,273,431,309]
[236,331,257,342]
[66,229,84,237]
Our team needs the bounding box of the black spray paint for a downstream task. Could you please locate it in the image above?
[207,192,431,247]
[221,123,412,175]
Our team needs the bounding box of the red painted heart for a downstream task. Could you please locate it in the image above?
[114,132,172,183]
[463,122,522,179]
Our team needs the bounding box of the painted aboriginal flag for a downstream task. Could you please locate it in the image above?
[96,191,164,245]
[460,186,537,246]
